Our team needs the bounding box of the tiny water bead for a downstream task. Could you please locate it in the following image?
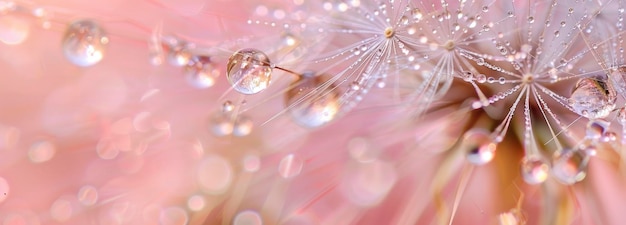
[585,119,610,140]
[568,76,617,119]
[551,148,590,185]
[62,19,108,67]
[462,128,497,165]
[520,156,550,184]
[184,55,219,88]
[285,73,340,128]
[226,48,272,95]
[209,109,254,137]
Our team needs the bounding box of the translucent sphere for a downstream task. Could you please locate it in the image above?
[184,55,218,89]
[520,156,550,184]
[285,73,340,128]
[569,76,616,119]
[463,128,496,165]
[226,48,272,94]
[62,19,108,67]
[552,148,590,185]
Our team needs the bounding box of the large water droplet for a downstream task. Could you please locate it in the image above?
[520,156,550,184]
[62,19,108,67]
[184,55,218,88]
[568,76,616,119]
[226,48,272,94]
[285,74,340,128]
[463,129,496,165]
[551,148,590,185]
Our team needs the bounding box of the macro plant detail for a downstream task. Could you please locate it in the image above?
[0,0,626,225]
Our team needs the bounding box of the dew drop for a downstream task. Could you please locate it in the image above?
[159,207,188,225]
[210,112,234,136]
[167,42,192,66]
[184,55,218,89]
[520,156,550,184]
[585,119,610,140]
[476,58,485,66]
[197,155,233,194]
[187,195,205,211]
[411,8,422,20]
[232,115,253,137]
[233,210,263,225]
[463,129,496,165]
[285,74,340,128]
[617,108,626,125]
[77,185,98,206]
[568,76,617,119]
[278,154,303,178]
[552,148,589,185]
[467,17,477,28]
[62,19,108,67]
[527,16,534,23]
[226,48,272,94]
[28,140,55,163]
[222,100,234,113]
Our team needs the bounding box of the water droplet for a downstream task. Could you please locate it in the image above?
[50,198,73,222]
[0,177,8,203]
[463,129,496,165]
[159,207,188,225]
[467,17,477,28]
[585,119,610,140]
[507,11,514,17]
[278,154,303,178]
[569,76,617,119]
[77,185,98,206]
[226,48,272,95]
[0,13,30,45]
[62,19,108,67]
[285,74,340,128]
[617,108,626,125]
[232,115,253,137]
[233,210,263,225]
[482,6,488,12]
[197,155,233,194]
[222,101,234,113]
[167,42,192,67]
[552,148,590,185]
[184,55,218,88]
[28,140,55,163]
[520,156,550,184]
[210,112,234,136]
[476,58,485,66]
[409,8,422,21]
[187,195,205,211]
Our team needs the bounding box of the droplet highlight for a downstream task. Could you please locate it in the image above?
[184,55,218,88]
[62,19,108,67]
[569,76,616,119]
[551,148,590,185]
[285,74,340,128]
[226,48,272,94]
[520,156,550,184]
[463,129,496,165]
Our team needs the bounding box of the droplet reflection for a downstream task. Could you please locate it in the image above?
[62,19,108,67]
